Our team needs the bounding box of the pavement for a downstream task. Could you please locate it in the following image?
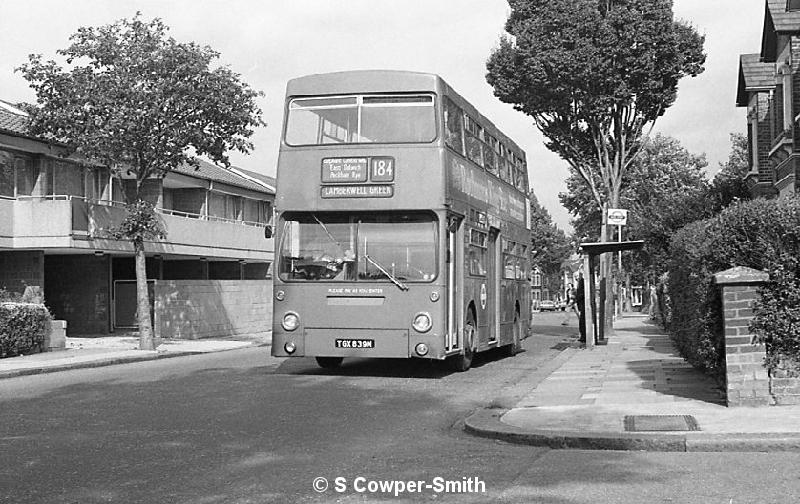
[0,331,271,379]
[465,314,800,452]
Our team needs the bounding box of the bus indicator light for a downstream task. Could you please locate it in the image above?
[415,343,429,356]
[430,291,440,302]
[284,341,297,354]
[275,290,285,301]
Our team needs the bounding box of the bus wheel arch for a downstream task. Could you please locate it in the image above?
[450,304,476,372]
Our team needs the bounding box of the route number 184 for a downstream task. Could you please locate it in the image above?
[370,157,395,182]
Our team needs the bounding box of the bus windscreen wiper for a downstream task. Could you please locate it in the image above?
[364,254,409,291]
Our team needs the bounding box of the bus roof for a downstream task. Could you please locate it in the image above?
[284,70,525,158]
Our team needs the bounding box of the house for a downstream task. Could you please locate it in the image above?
[736,0,800,198]
[0,100,275,339]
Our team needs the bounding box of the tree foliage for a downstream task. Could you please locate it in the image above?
[561,134,709,281]
[707,133,751,212]
[16,13,264,349]
[529,194,572,288]
[17,13,264,196]
[486,0,705,222]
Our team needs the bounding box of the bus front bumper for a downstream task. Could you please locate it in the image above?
[272,328,444,359]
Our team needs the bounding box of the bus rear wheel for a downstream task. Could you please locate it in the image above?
[503,316,522,357]
[450,314,475,372]
[315,357,343,369]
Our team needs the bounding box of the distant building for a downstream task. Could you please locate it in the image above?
[736,0,800,198]
[0,100,275,338]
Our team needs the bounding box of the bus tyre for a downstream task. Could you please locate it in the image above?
[316,357,344,369]
[503,317,521,357]
[450,314,475,372]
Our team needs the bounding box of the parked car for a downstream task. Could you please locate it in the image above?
[539,299,557,311]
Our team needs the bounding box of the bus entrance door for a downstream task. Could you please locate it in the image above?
[487,228,500,343]
[446,213,462,353]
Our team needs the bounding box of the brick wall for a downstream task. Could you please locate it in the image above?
[715,266,800,406]
[153,279,271,339]
[755,92,773,183]
[44,254,110,335]
[0,251,44,295]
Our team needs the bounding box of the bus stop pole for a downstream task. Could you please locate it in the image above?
[582,254,595,349]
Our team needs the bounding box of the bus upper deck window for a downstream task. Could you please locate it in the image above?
[359,95,435,144]
[285,96,358,146]
[285,94,435,146]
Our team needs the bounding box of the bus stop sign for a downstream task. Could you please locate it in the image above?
[607,208,628,226]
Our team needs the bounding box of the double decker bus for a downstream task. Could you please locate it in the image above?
[271,70,531,371]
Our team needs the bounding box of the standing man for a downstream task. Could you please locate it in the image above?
[648,283,657,319]
[575,274,586,343]
[561,284,574,325]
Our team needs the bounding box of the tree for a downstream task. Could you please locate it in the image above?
[18,14,264,350]
[486,0,705,326]
[529,194,572,288]
[561,134,709,282]
[707,133,751,212]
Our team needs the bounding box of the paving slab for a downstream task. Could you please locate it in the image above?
[465,315,800,452]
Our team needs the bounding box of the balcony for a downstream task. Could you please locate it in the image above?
[6,196,273,261]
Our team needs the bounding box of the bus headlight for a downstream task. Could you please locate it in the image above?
[412,312,432,333]
[282,312,300,331]
[415,343,429,356]
[284,341,297,354]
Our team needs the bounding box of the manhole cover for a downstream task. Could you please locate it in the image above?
[623,415,699,432]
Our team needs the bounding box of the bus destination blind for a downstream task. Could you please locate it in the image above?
[321,158,368,183]
[321,185,394,198]
[321,157,395,198]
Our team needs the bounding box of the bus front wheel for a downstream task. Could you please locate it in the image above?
[450,314,475,372]
[316,357,343,369]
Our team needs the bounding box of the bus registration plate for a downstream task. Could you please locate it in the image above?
[335,339,375,349]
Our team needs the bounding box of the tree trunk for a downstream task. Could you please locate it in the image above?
[598,203,614,333]
[134,239,155,350]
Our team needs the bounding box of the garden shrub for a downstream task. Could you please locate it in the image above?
[0,302,52,358]
[666,197,800,382]
[751,253,800,374]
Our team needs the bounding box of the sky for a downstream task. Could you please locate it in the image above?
[0,0,766,230]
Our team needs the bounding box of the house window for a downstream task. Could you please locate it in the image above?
[789,0,800,11]
[14,156,36,197]
[0,152,14,197]
[780,64,793,131]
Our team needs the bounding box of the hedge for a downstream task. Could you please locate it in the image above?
[666,197,800,383]
[0,302,52,358]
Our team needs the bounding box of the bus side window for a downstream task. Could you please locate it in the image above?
[500,148,511,183]
[464,116,484,168]
[467,228,487,276]
[484,135,497,173]
[444,97,465,155]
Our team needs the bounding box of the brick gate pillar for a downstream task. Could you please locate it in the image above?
[713,266,772,407]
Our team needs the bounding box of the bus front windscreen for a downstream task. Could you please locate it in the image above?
[278,212,437,283]
[285,94,436,145]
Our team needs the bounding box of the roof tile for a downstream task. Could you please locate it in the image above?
[740,54,776,90]
[768,0,800,32]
